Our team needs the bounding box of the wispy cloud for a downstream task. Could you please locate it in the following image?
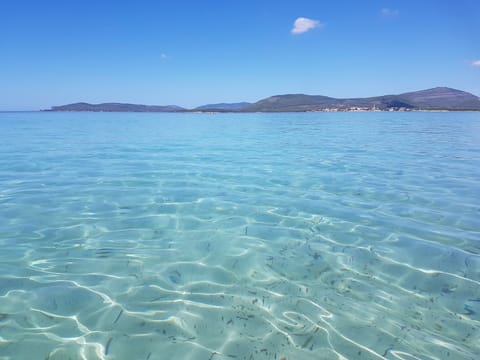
[471,60,480,67]
[380,8,399,17]
[291,17,323,35]
[160,53,170,61]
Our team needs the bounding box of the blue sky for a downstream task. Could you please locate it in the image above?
[1,0,479,110]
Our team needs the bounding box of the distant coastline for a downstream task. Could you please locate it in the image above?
[44,87,480,113]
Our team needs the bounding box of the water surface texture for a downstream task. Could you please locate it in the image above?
[0,112,479,359]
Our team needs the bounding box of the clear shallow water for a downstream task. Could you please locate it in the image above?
[0,111,479,360]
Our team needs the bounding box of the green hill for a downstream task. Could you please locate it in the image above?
[243,87,480,112]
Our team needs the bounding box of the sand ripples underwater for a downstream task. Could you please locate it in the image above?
[0,112,479,359]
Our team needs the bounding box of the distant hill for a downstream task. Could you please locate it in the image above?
[194,102,252,111]
[47,87,480,112]
[243,87,480,112]
[395,87,480,110]
[47,102,185,112]
[243,95,339,112]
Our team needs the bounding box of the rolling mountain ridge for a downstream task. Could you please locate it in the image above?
[47,87,480,112]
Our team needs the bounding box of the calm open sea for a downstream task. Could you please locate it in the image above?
[0,111,479,360]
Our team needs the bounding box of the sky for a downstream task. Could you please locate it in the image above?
[1,0,480,110]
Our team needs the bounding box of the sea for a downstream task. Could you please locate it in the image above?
[0,111,479,360]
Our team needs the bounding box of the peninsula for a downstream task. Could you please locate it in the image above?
[46,87,480,113]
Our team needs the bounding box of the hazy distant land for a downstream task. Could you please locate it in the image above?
[46,87,480,112]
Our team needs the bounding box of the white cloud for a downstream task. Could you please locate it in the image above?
[381,8,399,16]
[472,60,480,67]
[160,53,175,62]
[291,17,322,35]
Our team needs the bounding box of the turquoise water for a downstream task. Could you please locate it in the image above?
[0,111,479,360]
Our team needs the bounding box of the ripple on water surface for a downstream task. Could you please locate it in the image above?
[0,112,479,359]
